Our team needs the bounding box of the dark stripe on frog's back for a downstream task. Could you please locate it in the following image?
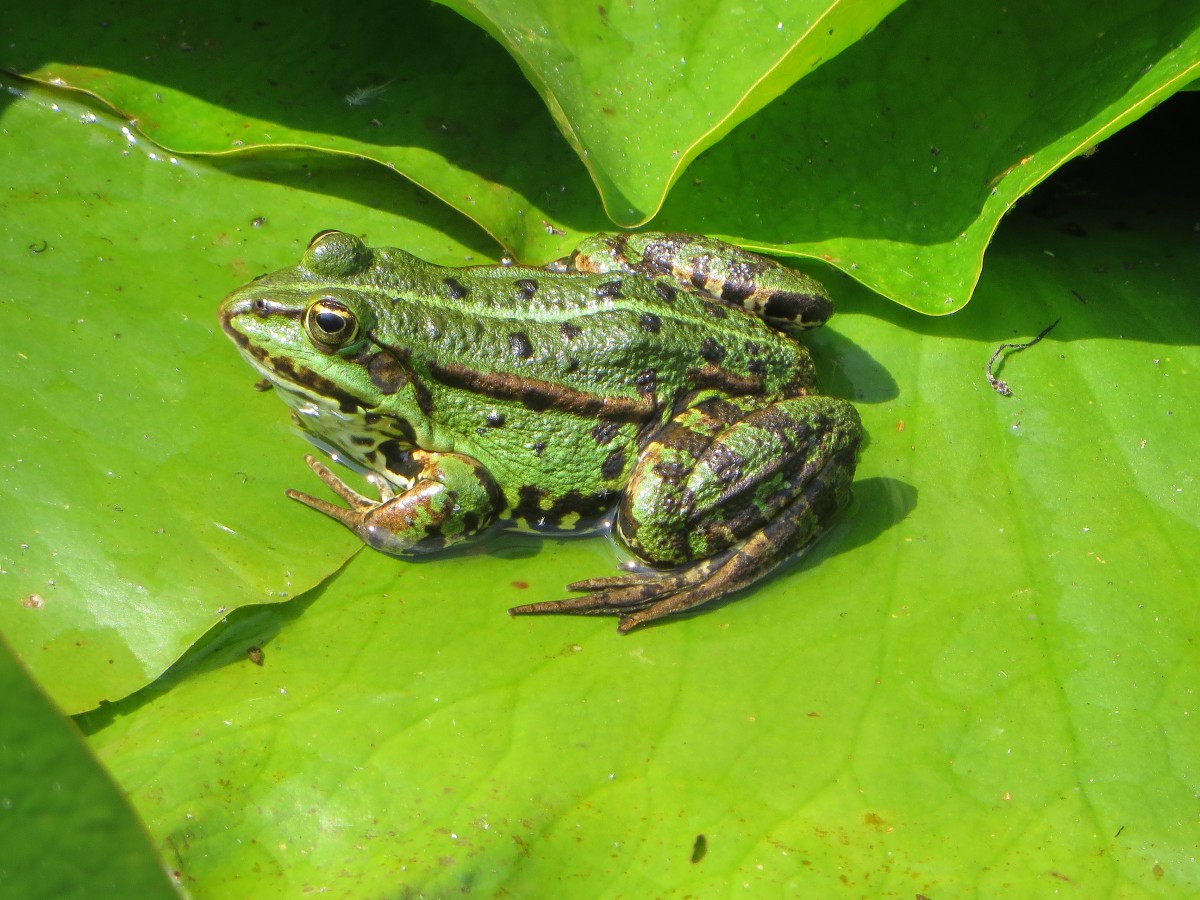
[371,268,814,408]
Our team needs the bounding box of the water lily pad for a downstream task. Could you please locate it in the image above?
[0,635,178,898]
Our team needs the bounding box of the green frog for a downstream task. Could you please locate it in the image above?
[219,231,863,632]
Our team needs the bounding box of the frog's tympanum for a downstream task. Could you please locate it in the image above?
[219,231,863,632]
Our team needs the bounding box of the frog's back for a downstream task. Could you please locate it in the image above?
[370,260,818,408]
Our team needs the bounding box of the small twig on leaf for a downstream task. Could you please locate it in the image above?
[986,319,1061,397]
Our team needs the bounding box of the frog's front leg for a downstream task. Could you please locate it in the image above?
[509,394,862,632]
[288,450,503,555]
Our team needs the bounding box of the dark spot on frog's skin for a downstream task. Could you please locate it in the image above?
[350,434,375,447]
[653,282,677,303]
[601,447,627,481]
[560,322,582,340]
[707,444,746,484]
[688,255,712,290]
[461,511,480,533]
[442,277,469,300]
[650,419,715,467]
[532,440,547,457]
[595,280,623,300]
[513,485,550,526]
[747,356,767,375]
[368,351,408,395]
[699,337,727,364]
[635,368,658,395]
[752,406,813,453]
[508,331,534,359]
[715,262,763,304]
[764,291,832,327]
[363,449,378,464]
[652,459,686,486]
[513,485,617,530]
[704,303,729,319]
[744,340,764,357]
[486,411,506,428]
[639,313,662,334]
[375,417,418,448]
[564,357,580,373]
[513,278,538,299]
[591,421,621,445]
[702,397,748,427]
[719,282,753,302]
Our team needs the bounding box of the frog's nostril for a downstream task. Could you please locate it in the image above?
[251,298,270,315]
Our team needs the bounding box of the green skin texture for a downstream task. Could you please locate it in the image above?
[219,231,863,631]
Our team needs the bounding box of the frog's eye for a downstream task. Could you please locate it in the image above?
[304,297,359,350]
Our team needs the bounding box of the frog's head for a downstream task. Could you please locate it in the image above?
[218,231,421,426]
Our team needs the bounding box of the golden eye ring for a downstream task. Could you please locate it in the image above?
[304,297,358,350]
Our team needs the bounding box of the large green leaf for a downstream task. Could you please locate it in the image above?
[438,0,902,223]
[4,0,1196,311]
[0,635,179,898]
[73,101,1200,893]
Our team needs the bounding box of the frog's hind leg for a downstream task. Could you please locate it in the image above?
[569,232,833,334]
[557,466,846,632]
[509,394,862,632]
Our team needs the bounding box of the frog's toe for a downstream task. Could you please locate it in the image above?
[508,558,725,631]
[291,454,383,511]
[565,570,666,591]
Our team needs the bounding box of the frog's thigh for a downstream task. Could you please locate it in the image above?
[617,395,860,566]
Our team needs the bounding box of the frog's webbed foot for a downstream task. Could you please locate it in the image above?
[509,488,825,633]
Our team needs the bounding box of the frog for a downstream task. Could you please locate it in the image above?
[218,230,863,632]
